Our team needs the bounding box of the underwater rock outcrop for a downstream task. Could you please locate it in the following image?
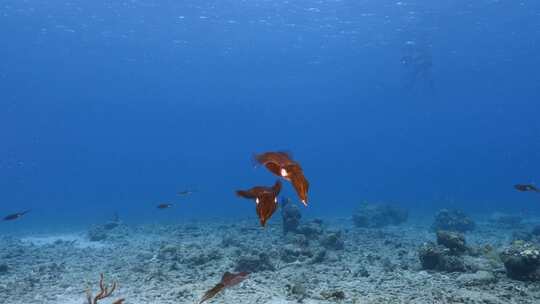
[280,214,344,265]
[432,209,475,232]
[436,230,467,255]
[281,198,301,235]
[500,241,540,281]
[280,244,314,263]
[418,242,466,272]
[280,211,345,264]
[352,204,408,228]
[320,230,345,251]
[280,216,344,264]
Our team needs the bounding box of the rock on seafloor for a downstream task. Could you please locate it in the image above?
[500,241,540,281]
[436,230,467,254]
[418,241,467,272]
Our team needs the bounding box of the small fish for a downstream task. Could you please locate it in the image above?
[198,271,249,304]
[236,180,281,227]
[3,210,30,221]
[254,151,309,206]
[514,184,539,193]
[177,190,197,196]
[157,203,173,209]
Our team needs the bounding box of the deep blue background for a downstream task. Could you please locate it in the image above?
[1,0,539,231]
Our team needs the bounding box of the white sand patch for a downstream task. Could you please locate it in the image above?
[20,233,107,249]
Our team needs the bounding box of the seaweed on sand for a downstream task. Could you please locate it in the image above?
[86,274,125,304]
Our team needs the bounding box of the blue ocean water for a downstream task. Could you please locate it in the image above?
[1,0,539,232]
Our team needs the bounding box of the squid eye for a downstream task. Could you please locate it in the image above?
[255,198,260,204]
[280,168,288,177]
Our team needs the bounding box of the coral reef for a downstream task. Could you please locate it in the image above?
[279,216,344,265]
[500,241,540,281]
[418,242,466,272]
[352,204,408,228]
[432,209,475,232]
[436,230,467,254]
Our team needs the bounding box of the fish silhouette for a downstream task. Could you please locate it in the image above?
[198,271,249,304]
[3,210,30,221]
[515,184,539,193]
[177,189,197,196]
[237,180,281,227]
[157,203,173,209]
[254,151,309,206]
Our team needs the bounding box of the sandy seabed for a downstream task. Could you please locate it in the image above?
[1,215,540,304]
